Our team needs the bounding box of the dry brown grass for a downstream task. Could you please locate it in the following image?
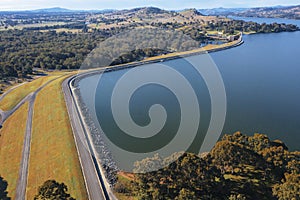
[0,76,60,111]
[26,75,88,199]
[0,102,29,199]
[143,37,241,62]
[114,172,137,200]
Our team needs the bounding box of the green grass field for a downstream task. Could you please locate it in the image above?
[26,74,88,199]
[0,102,29,199]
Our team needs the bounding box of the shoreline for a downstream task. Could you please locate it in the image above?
[62,34,244,198]
[65,74,118,199]
[79,33,243,74]
[67,35,243,163]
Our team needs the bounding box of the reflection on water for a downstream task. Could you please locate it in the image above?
[79,17,300,151]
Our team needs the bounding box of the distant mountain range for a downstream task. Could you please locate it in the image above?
[199,5,300,19]
[234,5,300,19]
[1,5,300,19]
[0,7,116,14]
[31,7,73,13]
[198,7,248,16]
[32,7,117,13]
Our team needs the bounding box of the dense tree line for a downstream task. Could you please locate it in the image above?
[0,9,298,80]
[0,30,106,79]
[115,132,300,199]
[0,23,199,78]
[110,48,171,65]
[0,12,88,27]
[80,28,199,69]
[21,22,89,31]
[210,20,299,34]
[152,20,299,37]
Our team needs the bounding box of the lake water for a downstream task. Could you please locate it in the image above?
[213,16,300,151]
[79,17,300,157]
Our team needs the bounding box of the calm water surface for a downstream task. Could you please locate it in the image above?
[79,17,300,151]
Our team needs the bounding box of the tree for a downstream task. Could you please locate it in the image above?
[0,176,10,200]
[117,132,300,199]
[272,172,300,200]
[34,180,75,200]
[228,194,246,200]
[176,188,196,200]
[133,153,163,173]
[133,153,226,199]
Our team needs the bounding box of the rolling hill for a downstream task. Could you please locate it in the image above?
[235,5,300,19]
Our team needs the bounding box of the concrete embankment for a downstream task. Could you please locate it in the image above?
[65,74,117,200]
[65,35,244,199]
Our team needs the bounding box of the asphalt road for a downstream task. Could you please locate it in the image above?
[0,77,62,200]
[0,74,112,200]
[0,82,27,102]
[62,76,109,200]
[0,92,33,125]
[15,94,35,200]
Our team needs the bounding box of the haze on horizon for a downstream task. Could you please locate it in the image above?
[0,0,299,11]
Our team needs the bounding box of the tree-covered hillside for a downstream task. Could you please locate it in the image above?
[115,132,300,200]
[0,8,298,82]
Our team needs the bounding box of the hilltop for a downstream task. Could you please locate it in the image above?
[31,7,73,13]
[0,6,298,83]
[199,7,248,16]
[179,8,204,16]
[3,5,300,20]
[235,5,300,19]
[200,5,300,20]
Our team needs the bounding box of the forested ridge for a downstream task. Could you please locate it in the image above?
[0,8,299,81]
[115,132,300,200]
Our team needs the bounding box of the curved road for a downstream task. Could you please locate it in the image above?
[0,82,27,102]
[0,36,244,199]
[62,75,112,200]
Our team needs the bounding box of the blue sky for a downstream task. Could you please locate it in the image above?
[0,0,299,11]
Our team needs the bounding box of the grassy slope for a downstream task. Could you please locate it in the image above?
[0,102,29,199]
[0,76,60,111]
[26,75,88,199]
